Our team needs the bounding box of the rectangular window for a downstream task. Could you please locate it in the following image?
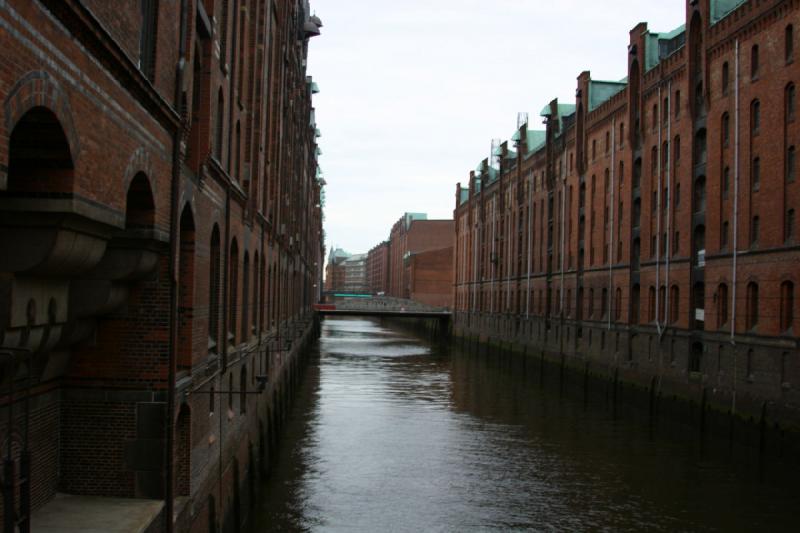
[751,44,759,79]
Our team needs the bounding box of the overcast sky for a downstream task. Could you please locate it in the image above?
[307,1,685,255]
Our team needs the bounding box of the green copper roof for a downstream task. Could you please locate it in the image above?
[526,129,546,156]
[645,24,686,71]
[539,103,576,119]
[711,0,747,24]
[588,80,627,112]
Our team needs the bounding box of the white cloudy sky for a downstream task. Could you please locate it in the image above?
[307,1,685,255]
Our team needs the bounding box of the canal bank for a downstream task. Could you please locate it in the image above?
[447,314,800,465]
[179,314,320,533]
[247,317,800,531]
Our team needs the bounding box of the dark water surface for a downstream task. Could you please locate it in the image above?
[249,318,799,532]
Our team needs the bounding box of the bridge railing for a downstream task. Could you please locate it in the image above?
[323,296,448,314]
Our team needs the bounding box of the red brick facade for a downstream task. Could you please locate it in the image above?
[454,0,800,427]
[385,215,454,306]
[0,0,324,531]
[366,241,389,294]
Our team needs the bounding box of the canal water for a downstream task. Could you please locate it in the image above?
[249,317,799,532]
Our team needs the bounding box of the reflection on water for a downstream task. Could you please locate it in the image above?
[249,318,799,532]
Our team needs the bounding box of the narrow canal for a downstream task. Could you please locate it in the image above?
[249,318,799,532]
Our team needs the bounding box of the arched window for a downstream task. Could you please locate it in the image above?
[751,216,760,247]
[240,365,247,414]
[723,167,730,198]
[722,62,729,95]
[651,146,658,177]
[139,0,159,80]
[721,113,730,147]
[751,157,760,191]
[209,225,221,353]
[631,284,641,324]
[229,239,239,344]
[781,281,794,332]
[234,120,241,179]
[254,251,261,334]
[746,282,759,330]
[787,84,796,121]
[648,286,656,322]
[717,283,728,328]
[721,221,729,249]
[670,285,679,324]
[228,372,234,410]
[695,128,707,164]
[694,176,706,212]
[751,44,759,79]
[178,206,195,370]
[220,0,229,65]
[601,288,608,318]
[751,99,760,134]
[241,252,250,341]
[787,146,796,183]
[215,88,225,160]
[787,209,796,243]
[786,25,794,63]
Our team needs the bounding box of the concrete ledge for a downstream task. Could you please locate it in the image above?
[31,493,163,533]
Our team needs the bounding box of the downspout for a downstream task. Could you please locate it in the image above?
[662,81,673,341]
[560,149,566,317]
[731,38,741,414]
[526,170,533,319]
[489,193,497,314]
[227,0,240,179]
[472,212,477,315]
[655,85,664,336]
[609,117,616,331]
[166,0,189,530]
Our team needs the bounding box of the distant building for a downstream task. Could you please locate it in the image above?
[367,241,390,294]
[325,248,350,292]
[343,253,368,293]
[387,213,454,307]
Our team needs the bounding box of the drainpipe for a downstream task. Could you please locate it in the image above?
[560,149,566,318]
[731,38,741,414]
[227,0,240,180]
[662,81,673,341]
[526,170,533,319]
[609,118,616,331]
[655,85,664,336]
[165,0,189,530]
[489,192,497,318]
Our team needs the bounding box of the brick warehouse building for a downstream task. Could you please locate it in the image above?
[454,0,800,428]
[386,213,454,306]
[0,0,324,531]
[366,241,389,295]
